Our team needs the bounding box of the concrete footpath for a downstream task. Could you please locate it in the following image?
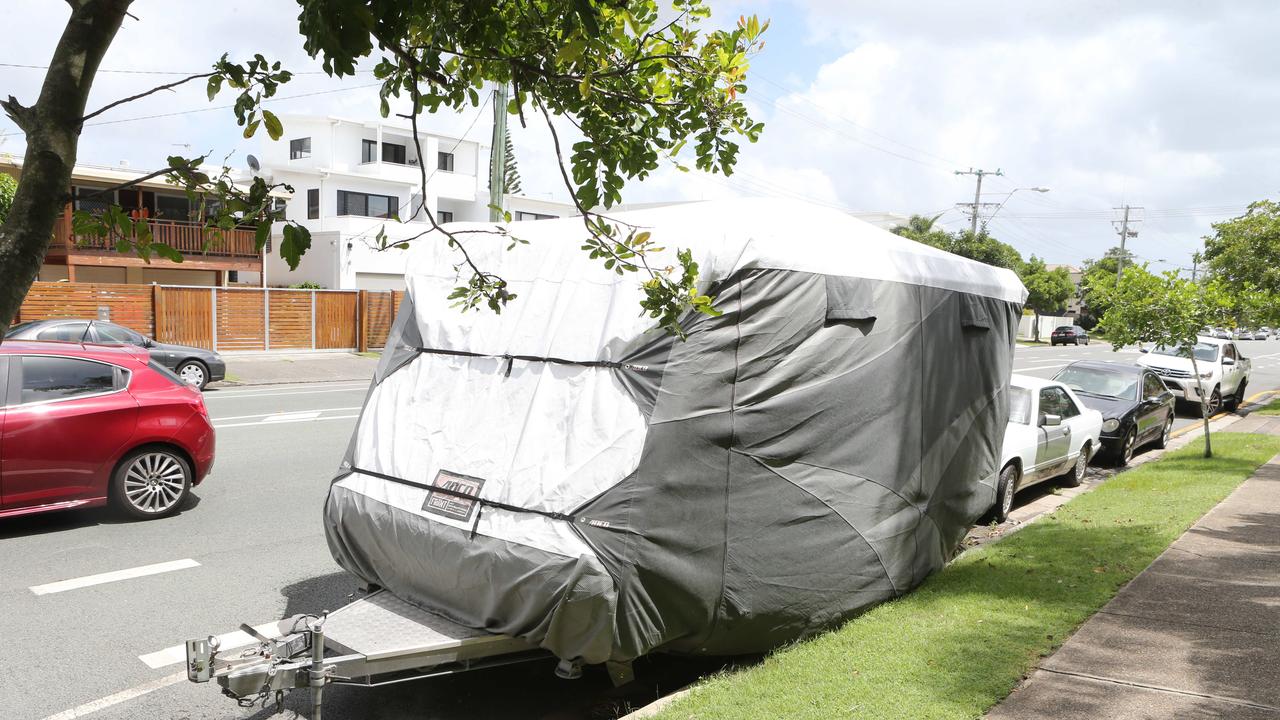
[987,417,1280,719]
[214,352,379,386]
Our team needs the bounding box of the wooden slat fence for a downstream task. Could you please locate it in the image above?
[315,292,358,349]
[14,282,367,352]
[268,290,313,349]
[155,287,212,348]
[16,282,155,334]
[361,290,405,351]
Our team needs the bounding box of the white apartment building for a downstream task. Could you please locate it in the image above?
[260,114,575,290]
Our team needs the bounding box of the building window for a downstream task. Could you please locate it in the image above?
[155,194,191,220]
[516,211,556,221]
[438,210,454,224]
[290,137,312,159]
[362,139,377,164]
[437,152,454,172]
[382,142,407,165]
[307,189,319,219]
[337,190,399,219]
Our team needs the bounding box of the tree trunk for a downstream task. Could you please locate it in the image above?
[1190,354,1213,458]
[0,0,132,334]
[1033,311,1041,342]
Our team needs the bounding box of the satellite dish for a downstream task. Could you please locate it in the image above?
[246,154,261,173]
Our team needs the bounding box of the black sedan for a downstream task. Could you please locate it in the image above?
[1050,325,1090,346]
[1052,360,1175,465]
[5,319,226,389]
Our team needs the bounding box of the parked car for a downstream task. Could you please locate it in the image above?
[1052,361,1175,465]
[1210,328,1231,340]
[1258,327,1272,340]
[1137,336,1251,416]
[0,341,214,520]
[1049,325,1090,346]
[5,319,225,389]
[992,374,1103,522]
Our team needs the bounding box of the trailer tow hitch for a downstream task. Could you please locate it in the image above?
[186,614,336,718]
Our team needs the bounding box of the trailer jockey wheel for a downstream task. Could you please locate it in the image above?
[554,658,583,680]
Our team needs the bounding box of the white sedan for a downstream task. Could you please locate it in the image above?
[992,374,1104,521]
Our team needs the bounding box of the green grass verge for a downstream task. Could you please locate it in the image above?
[1252,398,1280,416]
[655,433,1280,720]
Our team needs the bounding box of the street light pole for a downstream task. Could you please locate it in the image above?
[986,186,1050,228]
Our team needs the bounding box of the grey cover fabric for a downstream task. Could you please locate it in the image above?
[326,265,1019,663]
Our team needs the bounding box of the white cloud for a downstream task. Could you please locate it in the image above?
[4,0,1279,270]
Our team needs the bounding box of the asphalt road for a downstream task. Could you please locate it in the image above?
[3,340,1279,720]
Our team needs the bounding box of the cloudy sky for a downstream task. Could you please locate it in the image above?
[4,0,1278,270]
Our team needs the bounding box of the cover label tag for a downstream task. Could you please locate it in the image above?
[423,469,486,521]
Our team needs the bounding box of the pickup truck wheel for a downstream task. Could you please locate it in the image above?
[1226,379,1247,413]
[993,464,1019,523]
[1203,387,1222,418]
[1061,442,1090,487]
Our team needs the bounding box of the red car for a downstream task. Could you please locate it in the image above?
[0,340,215,520]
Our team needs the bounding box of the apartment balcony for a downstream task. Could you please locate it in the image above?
[48,215,263,273]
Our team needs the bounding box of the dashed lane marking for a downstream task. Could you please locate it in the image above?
[214,413,360,429]
[30,559,200,596]
[138,621,281,669]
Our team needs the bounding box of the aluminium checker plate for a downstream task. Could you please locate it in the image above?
[323,590,534,663]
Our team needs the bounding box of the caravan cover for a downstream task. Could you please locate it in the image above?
[325,198,1026,664]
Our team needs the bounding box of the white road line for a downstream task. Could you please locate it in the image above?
[30,559,200,596]
[262,410,324,423]
[138,621,281,669]
[208,381,368,396]
[212,406,362,422]
[1014,363,1068,372]
[39,671,188,720]
[214,413,360,429]
[204,386,369,400]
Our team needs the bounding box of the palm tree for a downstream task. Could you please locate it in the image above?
[890,213,942,238]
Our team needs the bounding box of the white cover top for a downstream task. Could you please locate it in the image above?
[339,197,1026,560]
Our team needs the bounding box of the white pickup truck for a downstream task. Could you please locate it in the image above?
[1136,336,1250,416]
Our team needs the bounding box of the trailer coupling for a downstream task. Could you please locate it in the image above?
[186,615,335,715]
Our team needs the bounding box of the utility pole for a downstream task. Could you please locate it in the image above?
[955,168,1003,236]
[488,84,509,222]
[1112,205,1142,282]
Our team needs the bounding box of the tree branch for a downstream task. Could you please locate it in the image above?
[1,95,35,132]
[81,71,215,123]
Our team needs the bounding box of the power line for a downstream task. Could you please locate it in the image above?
[955,167,1003,235]
[749,73,961,167]
[0,61,371,76]
[0,82,384,138]
[747,85,954,173]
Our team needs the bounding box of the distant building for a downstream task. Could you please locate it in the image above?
[850,211,911,231]
[258,114,578,290]
[1,156,275,287]
[1046,263,1084,316]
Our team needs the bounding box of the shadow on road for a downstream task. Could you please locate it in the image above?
[222,571,758,720]
[0,492,202,540]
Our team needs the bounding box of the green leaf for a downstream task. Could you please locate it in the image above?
[243,118,261,139]
[152,243,185,263]
[280,223,312,271]
[254,221,271,252]
[261,110,284,141]
[206,74,223,101]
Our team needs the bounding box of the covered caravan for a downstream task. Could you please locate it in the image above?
[325,198,1027,665]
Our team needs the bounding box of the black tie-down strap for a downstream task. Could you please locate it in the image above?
[413,346,651,377]
[348,466,620,538]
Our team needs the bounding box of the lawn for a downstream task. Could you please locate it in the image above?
[653,432,1280,720]
[1252,397,1280,415]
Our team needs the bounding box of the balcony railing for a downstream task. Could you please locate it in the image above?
[51,215,261,260]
